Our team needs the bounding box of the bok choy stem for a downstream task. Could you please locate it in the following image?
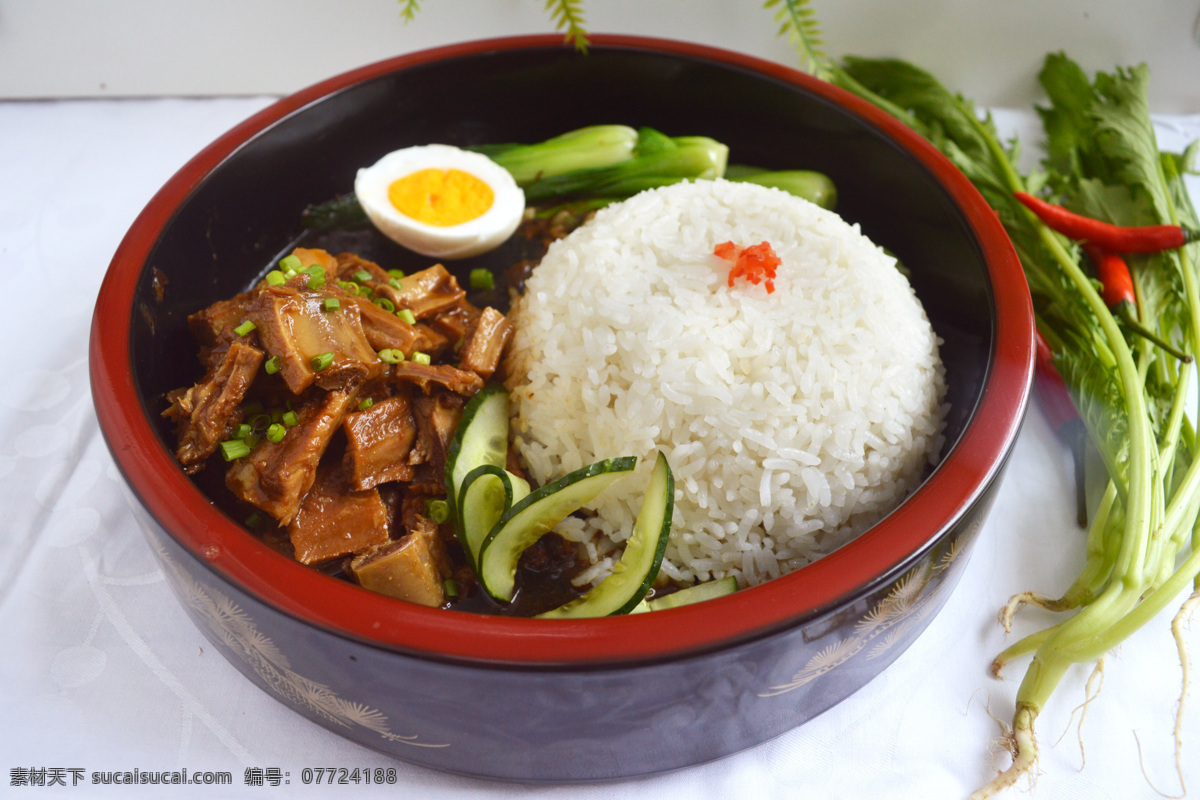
[474,125,639,184]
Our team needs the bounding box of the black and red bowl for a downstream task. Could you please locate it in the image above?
[89,35,1032,781]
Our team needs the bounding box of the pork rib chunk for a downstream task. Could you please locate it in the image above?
[287,457,390,565]
[163,340,264,473]
[226,389,356,525]
[342,394,418,491]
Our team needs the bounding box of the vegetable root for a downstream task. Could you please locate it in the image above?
[969,705,1041,799]
[999,591,1072,633]
[1171,592,1199,794]
[1057,657,1105,767]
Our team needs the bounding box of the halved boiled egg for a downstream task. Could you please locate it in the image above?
[354,144,525,260]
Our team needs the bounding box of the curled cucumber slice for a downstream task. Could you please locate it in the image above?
[445,385,509,517]
[478,456,638,603]
[458,464,530,570]
[538,451,674,619]
[444,384,511,565]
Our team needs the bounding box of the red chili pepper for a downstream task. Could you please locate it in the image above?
[1034,330,1088,527]
[716,240,781,293]
[1083,244,1192,362]
[714,241,740,262]
[1014,191,1198,253]
[1087,243,1136,309]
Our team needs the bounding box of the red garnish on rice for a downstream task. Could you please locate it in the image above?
[715,241,780,293]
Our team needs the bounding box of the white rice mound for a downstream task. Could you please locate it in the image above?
[504,179,947,588]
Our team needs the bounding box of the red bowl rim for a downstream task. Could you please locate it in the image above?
[89,33,1033,667]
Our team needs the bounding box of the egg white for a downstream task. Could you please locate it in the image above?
[354,144,525,260]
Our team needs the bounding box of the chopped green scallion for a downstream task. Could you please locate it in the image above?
[311,352,334,371]
[323,298,340,312]
[264,270,287,286]
[279,254,302,274]
[266,423,287,443]
[358,398,374,411]
[249,413,272,432]
[219,439,252,461]
[307,273,325,290]
[281,410,299,428]
[469,268,495,290]
[232,423,252,440]
[426,498,450,524]
[353,269,373,283]
[397,308,416,325]
[377,348,405,364]
[263,356,281,375]
[375,297,395,313]
[412,351,432,365]
[443,578,459,598]
[388,277,403,290]
[233,320,256,336]
[387,268,405,280]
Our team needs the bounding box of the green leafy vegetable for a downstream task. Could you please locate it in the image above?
[727,169,837,210]
[768,4,1199,793]
[300,193,367,230]
[473,125,638,184]
[515,129,728,203]
[811,46,1200,799]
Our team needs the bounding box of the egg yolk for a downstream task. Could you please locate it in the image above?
[387,168,494,227]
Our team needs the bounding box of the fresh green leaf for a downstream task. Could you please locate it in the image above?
[1036,52,1094,194]
[633,127,676,159]
[397,0,420,23]
[1039,57,1195,454]
[544,0,589,53]
[764,0,829,78]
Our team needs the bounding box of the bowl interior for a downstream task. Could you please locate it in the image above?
[101,36,1026,664]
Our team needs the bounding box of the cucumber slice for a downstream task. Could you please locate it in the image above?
[445,383,509,507]
[478,455,638,602]
[538,451,674,619]
[444,384,509,542]
[647,574,738,611]
[458,464,530,570]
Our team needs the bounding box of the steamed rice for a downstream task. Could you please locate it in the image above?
[503,179,947,587]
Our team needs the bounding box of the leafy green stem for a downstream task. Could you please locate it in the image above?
[1054,482,1120,609]
[1088,537,1200,653]
[1048,226,1155,581]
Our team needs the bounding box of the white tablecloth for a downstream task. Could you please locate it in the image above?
[1,96,1198,800]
